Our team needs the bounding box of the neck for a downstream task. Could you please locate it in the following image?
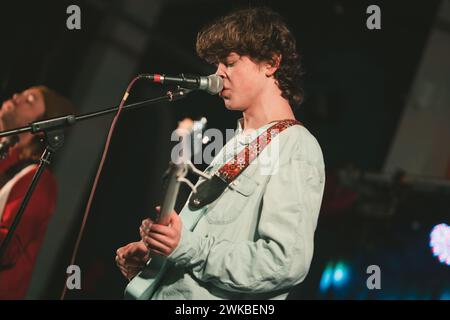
[242,87,295,132]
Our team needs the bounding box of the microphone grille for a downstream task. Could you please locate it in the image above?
[207,75,224,95]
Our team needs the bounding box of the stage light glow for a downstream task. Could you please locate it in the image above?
[319,261,351,294]
[319,263,333,293]
[429,223,450,266]
[333,261,349,287]
[440,290,450,300]
[334,268,344,281]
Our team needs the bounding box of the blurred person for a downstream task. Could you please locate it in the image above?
[0,86,74,299]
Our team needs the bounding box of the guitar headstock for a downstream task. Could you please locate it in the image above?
[172,117,207,165]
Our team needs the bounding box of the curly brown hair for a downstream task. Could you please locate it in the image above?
[196,7,304,106]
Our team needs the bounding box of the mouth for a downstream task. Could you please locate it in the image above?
[220,88,231,98]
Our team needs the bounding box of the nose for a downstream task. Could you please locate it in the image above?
[215,63,226,79]
[12,93,26,106]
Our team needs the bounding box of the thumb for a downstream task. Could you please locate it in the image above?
[169,211,181,229]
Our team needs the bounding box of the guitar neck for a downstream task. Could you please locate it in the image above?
[157,162,184,226]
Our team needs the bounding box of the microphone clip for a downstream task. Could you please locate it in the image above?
[166,87,192,102]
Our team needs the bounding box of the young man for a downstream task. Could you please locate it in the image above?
[116,7,325,299]
[0,86,74,299]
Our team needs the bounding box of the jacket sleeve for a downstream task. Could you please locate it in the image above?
[167,133,325,293]
[0,168,57,268]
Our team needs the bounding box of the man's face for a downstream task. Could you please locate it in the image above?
[215,52,267,111]
[0,88,45,130]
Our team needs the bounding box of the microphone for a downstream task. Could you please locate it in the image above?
[0,135,19,159]
[146,74,223,95]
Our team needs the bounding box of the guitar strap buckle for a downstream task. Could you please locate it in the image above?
[188,173,228,210]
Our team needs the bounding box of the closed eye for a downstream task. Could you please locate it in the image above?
[26,94,36,104]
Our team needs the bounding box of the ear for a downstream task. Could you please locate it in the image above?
[265,54,282,77]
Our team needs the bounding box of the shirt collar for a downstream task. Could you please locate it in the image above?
[235,118,279,145]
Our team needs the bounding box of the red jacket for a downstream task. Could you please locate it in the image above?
[0,150,57,299]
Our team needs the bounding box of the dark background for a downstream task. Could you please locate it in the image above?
[0,0,448,299]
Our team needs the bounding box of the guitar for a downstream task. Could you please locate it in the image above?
[124,117,207,300]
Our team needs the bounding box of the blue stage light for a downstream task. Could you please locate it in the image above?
[333,261,349,287]
[319,263,334,293]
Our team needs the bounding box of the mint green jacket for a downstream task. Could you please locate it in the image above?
[152,120,325,299]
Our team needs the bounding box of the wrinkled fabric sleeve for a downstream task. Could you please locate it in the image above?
[0,168,56,268]
[167,134,325,293]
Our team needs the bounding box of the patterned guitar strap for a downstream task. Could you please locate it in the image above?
[188,119,301,210]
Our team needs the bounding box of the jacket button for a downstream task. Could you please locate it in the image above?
[193,199,200,205]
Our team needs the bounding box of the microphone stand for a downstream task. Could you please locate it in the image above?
[0,88,190,262]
